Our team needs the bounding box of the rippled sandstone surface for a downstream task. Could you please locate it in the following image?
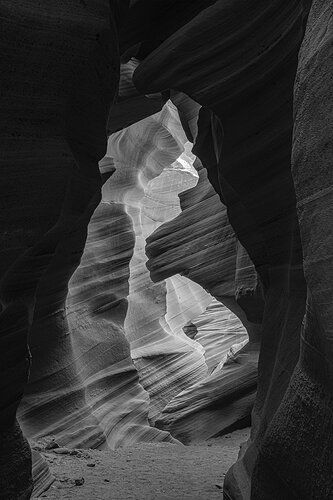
[1,1,332,499]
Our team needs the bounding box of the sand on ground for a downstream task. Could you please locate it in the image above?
[34,428,249,500]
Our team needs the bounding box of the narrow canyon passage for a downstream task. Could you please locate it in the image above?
[1,1,332,499]
[27,98,257,497]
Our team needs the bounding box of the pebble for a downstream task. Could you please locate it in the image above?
[45,441,59,450]
[74,478,85,486]
[87,463,96,467]
[53,448,70,455]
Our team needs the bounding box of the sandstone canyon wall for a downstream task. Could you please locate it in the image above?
[143,96,262,443]
[133,0,331,498]
[251,2,333,497]
[102,100,256,435]
[1,1,332,499]
[0,2,121,497]
[16,92,256,497]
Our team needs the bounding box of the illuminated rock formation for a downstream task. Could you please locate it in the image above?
[189,299,248,373]
[19,198,177,450]
[2,2,331,499]
[17,93,252,478]
[134,1,310,495]
[105,103,211,421]
[132,94,260,442]
[156,343,257,444]
[147,166,261,438]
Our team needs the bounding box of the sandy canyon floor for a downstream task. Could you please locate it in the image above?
[34,429,249,499]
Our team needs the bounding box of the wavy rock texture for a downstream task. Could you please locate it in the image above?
[147,163,261,438]
[252,2,333,497]
[189,299,248,373]
[3,2,330,499]
[19,199,176,451]
[31,450,54,498]
[134,2,309,496]
[105,102,213,422]
[142,94,262,441]
[146,94,262,339]
[105,97,257,442]
[140,145,213,341]
[165,274,212,342]
[156,345,257,444]
[146,156,262,338]
[13,87,254,493]
[0,2,119,498]
[146,159,237,297]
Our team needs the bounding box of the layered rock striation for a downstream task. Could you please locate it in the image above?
[19,198,177,451]
[0,2,120,497]
[2,2,331,499]
[252,2,333,497]
[105,102,212,422]
[142,94,262,441]
[133,1,312,497]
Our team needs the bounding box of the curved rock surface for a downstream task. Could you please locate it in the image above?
[143,95,262,440]
[107,58,164,134]
[19,200,176,450]
[105,102,211,421]
[133,2,311,497]
[146,159,238,297]
[105,98,259,441]
[146,95,262,339]
[0,2,120,497]
[2,2,331,499]
[156,344,258,443]
[13,88,256,494]
[189,299,248,373]
[252,2,333,497]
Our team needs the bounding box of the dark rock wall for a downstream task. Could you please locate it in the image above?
[133,1,317,497]
[252,2,333,497]
[0,2,119,497]
[1,0,332,498]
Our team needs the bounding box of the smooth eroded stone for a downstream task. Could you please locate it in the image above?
[20,200,177,450]
[144,95,261,440]
[1,1,119,496]
[252,2,333,497]
[106,102,210,421]
[134,3,308,496]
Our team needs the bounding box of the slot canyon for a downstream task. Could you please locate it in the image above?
[0,1,332,499]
